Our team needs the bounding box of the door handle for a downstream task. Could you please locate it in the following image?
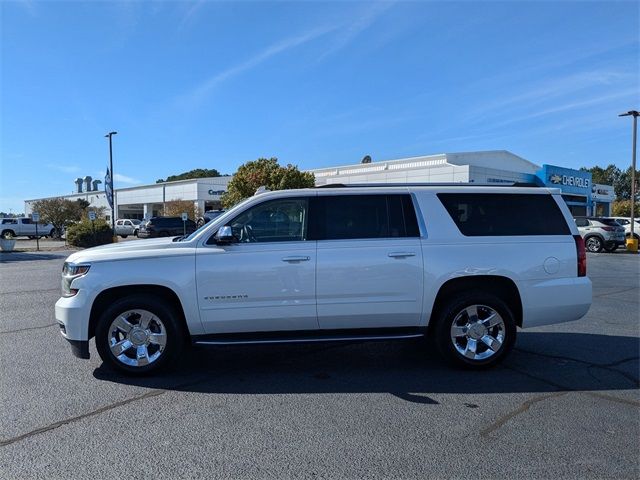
[388,252,416,258]
[281,256,310,262]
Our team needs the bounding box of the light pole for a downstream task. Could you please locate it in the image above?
[619,111,638,251]
[105,131,118,236]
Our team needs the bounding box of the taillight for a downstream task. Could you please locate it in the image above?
[601,226,614,231]
[573,235,586,277]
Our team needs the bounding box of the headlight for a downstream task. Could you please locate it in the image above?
[61,262,90,297]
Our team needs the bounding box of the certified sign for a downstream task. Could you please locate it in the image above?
[88,211,96,221]
[181,213,188,221]
[32,212,40,222]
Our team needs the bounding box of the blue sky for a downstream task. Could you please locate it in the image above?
[1,0,638,213]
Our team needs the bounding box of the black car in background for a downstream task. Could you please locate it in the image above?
[137,217,197,238]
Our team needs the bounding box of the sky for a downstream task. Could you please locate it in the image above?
[1,0,638,213]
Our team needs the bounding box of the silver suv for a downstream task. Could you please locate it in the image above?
[574,217,625,253]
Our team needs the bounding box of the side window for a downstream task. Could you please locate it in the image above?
[312,194,420,240]
[116,220,123,226]
[437,193,571,236]
[22,218,32,224]
[2,219,17,225]
[575,218,589,227]
[226,198,308,243]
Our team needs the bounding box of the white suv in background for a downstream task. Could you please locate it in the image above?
[55,185,592,375]
[607,217,640,241]
[574,217,626,253]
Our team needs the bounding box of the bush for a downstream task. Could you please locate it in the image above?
[66,220,114,248]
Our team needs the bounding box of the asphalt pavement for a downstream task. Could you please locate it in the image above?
[0,250,638,479]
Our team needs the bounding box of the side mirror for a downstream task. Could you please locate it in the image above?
[214,225,235,244]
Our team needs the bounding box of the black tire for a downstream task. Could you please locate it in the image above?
[95,294,186,375]
[603,243,618,253]
[121,235,128,239]
[49,229,56,238]
[134,230,139,237]
[584,236,603,253]
[159,231,169,237]
[28,236,35,239]
[434,291,516,369]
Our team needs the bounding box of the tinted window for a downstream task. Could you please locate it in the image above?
[22,218,32,224]
[438,193,570,236]
[2,219,17,225]
[226,198,308,243]
[575,218,589,227]
[312,194,420,240]
[596,218,621,227]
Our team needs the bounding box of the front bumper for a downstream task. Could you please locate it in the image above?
[55,291,92,359]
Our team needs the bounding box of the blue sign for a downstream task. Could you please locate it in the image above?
[535,165,592,200]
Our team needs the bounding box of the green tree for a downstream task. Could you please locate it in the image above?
[156,168,222,183]
[615,166,640,200]
[222,158,315,208]
[31,198,84,234]
[612,200,640,217]
[580,164,621,186]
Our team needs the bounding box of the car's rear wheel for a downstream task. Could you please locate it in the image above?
[434,291,516,369]
[95,294,185,375]
[121,235,128,238]
[585,236,603,253]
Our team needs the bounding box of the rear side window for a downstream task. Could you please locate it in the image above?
[575,218,589,227]
[596,218,621,227]
[311,194,420,240]
[437,193,570,236]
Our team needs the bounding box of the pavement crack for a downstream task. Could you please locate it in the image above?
[480,392,567,438]
[0,323,57,335]
[0,389,167,448]
[584,392,640,408]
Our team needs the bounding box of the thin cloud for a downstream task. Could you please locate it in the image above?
[97,171,142,185]
[178,0,207,31]
[318,1,397,61]
[47,164,81,174]
[181,25,337,105]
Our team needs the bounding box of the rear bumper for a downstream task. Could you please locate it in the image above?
[521,276,592,328]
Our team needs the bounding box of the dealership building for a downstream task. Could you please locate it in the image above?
[24,150,615,219]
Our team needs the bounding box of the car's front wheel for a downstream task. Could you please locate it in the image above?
[603,243,618,253]
[434,292,516,369]
[95,294,185,375]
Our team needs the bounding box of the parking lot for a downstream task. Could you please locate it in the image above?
[0,250,638,479]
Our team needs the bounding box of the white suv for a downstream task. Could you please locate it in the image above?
[55,185,592,374]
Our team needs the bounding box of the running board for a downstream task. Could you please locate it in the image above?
[192,328,425,346]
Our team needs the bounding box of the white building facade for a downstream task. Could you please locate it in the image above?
[25,176,231,221]
[309,150,539,186]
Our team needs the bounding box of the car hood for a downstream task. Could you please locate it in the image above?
[64,237,193,264]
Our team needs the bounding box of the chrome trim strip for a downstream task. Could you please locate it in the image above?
[194,333,424,346]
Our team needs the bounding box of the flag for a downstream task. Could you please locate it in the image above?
[105,167,114,209]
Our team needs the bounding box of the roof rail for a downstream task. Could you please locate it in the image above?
[315,182,541,188]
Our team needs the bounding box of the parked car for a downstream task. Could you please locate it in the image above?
[114,219,141,238]
[574,216,626,253]
[197,209,225,227]
[56,185,591,375]
[137,216,196,238]
[606,217,640,241]
[1,217,56,239]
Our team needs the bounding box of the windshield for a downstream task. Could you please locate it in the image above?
[181,196,255,242]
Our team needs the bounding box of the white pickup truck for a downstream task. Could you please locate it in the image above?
[1,217,56,239]
[55,185,592,375]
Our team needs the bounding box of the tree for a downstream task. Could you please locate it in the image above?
[31,198,83,234]
[156,168,222,183]
[163,199,200,221]
[581,164,639,200]
[222,158,315,208]
[612,200,640,217]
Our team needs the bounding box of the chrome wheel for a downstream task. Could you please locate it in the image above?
[585,237,602,252]
[108,309,167,367]
[450,304,505,361]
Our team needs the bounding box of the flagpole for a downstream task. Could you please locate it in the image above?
[105,131,117,237]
